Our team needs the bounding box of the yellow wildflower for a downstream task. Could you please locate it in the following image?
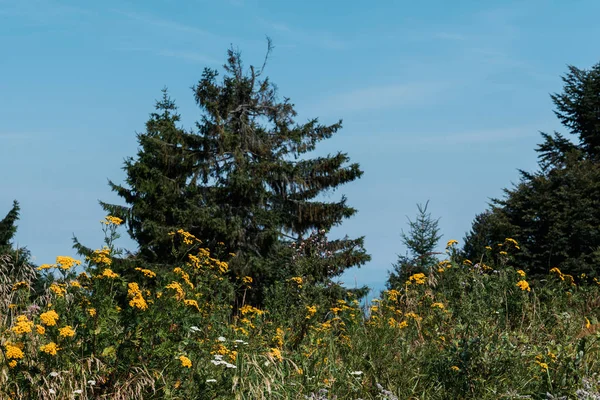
[58,326,76,338]
[36,325,46,335]
[37,263,55,271]
[179,355,192,368]
[5,344,24,359]
[586,317,592,329]
[241,276,253,286]
[431,302,445,309]
[55,256,81,270]
[69,280,82,288]
[289,276,303,287]
[12,315,34,334]
[306,305,317,319]
[165,281,185,300]
[12,281,28,291]
[101,268,119,279]
[87,308,96,317]
[451,366,460,372]
[128,283,148,310]
[40,310,59,326]
[516,270,526,277]
[135,267,156,278]
[407,273,427,285]
[184,299,201,311]
[269,347,283,362]
[499,251,508,256]
[8,360,17,368]
[446,239,458,248]
[49,283,66,297]
[90,247,112,265]
[102,215,123,225]
[516,280,531,292]
[40,342,60,356]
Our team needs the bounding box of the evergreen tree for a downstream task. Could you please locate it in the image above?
[387,201,441,289]
[0,200,20,254]
[463,62,600,277]
[94,43,369,304]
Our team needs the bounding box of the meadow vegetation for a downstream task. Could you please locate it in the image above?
[1,222,600,399]
[3,48,600,399]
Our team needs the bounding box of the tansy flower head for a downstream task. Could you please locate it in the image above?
[179,355,192,368]
[516,280,531,292]
[40,342,60,356]
[101,268,119,279]
[102,215,123,225]
[12,315,34,334]
[55,256,81,270]
[58,326,76,338]
[5,343,25,359]
[40,310,59,326]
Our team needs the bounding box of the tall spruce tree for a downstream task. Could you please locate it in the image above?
[463,62,600,277]
[387,201,441,289]
[95,43,369,303]
[0,200,20,254]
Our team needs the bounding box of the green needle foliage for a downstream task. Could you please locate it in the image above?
[89,42,369,305]
[464,62,600,278]
[387,200,442,289]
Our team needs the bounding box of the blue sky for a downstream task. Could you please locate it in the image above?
[2,0,600,296]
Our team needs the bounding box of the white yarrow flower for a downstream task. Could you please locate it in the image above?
[217,336,226,342]
[73,389,83,394]
[206,379,217,383]
[49,372,59,377]
[350,371,363,376]
[190,326,201,332]
[87,380,96,385]
[49,389,56,394]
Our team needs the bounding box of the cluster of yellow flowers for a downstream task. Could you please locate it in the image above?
[268,347,283,362]
[288,276,303,287]
[550,267,576,286]
[102,215,123,226]
[40,310,59,326]
[12,316,34,335]
[49,283,67,297]
[446,239,458,248]
[135,267,156,278]
[169,229,200,245]
[127,282,149,311]
[90,247,112,265]
[173,267,194,288]
[166,281,185,300]
[179,355,192,368]
[516,280,531,292]
[306,305,317,319]
[5,343,24,360]
[40,342,60,356]
[406,273,426,285]
[58,326,76,338]
[101,268,119,279]
[12,281,28,291]
[241,276,253,287]
[184,299,201,312]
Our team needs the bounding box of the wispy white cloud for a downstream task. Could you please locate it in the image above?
[157,50,220,65]
[0,132,35,140]
[112,9,215,38]
[398,124,542,147]
[311,81,454,115]
[260,19,353,50]
[115,46,219,65]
